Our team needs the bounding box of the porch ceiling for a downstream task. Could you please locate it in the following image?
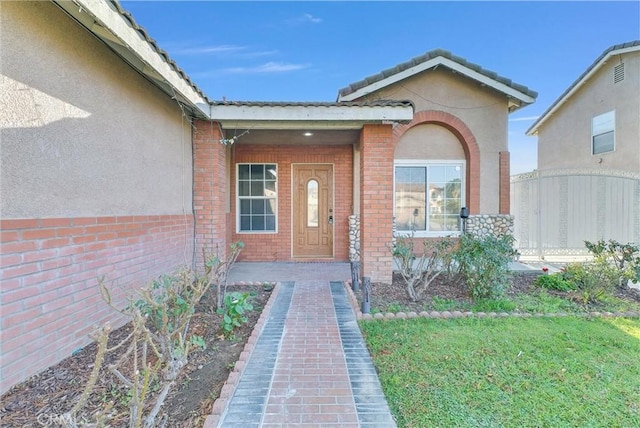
[224,129,361,145]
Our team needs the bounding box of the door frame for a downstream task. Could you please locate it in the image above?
[291,163,335,258]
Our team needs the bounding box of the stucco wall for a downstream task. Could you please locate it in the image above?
[536,51,640,172]
[0,1,196,394]
[1,1,193,218]
[394,123,466,159]
[362,69,509,213]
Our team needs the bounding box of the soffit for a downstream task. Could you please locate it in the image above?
[52,0,211,118]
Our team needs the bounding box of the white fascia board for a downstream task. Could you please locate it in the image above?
[216,120,369,130]
[339,57,535,105]
[59,0,210,118]
[210,104,414,125]
[527,44,640,136]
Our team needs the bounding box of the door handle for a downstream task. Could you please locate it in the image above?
[328,215,334,224]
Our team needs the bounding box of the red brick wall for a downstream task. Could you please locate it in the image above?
[0,214,193,394]
[360,124,394,283]
[230,144,353,262]
[499,151,510,214]
[193,121,229,268]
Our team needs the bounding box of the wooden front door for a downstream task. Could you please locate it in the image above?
[293,164,334,258]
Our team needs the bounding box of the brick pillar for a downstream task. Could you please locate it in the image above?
[359,124,394,283]
[193,120,228,271]
[499,151,510,214]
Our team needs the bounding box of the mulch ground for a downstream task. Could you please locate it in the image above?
[0,283,272,428]
[368,272,640,313]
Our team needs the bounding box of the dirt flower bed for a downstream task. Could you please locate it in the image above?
[0,284,272,428]
[365,272,640,314]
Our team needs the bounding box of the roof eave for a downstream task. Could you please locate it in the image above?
[338,57,536,106]
[527,43,640,136]
[52,0,211,119]
[211,104,415,129]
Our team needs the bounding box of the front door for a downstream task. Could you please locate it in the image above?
[293,164,333,258]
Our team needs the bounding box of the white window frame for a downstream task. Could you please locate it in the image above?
[393,159,466,238]
[592,110,615,155]
[236,163,278,234]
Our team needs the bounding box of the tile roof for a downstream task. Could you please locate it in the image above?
[337,48,538,100]
[109,0,211,104]
[527,40,640,135]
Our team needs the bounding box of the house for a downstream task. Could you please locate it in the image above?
[336,50,536,248]
[512,41,640,257]
[527,41,639,172]
[1,0,209,394]
[1,0,536,394]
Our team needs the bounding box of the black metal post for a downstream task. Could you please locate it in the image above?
[362,276,371,314]
[351,261,360,292]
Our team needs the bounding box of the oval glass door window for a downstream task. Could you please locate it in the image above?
[307,180,319,227]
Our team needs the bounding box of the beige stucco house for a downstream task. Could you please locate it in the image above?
[1,0,536,393]
[527,41,640,172]
[512,41,640,257]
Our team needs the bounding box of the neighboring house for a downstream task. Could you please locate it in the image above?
[512,41,640,257]
[1,0,536,394]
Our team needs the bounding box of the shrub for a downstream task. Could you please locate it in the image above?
[63,242,245,427]
[205,241,245,310]
[562,261,619,304]
[389,235,457,302]
[584,239,640,286]
[453,233,515,301]
[534,273,576,292]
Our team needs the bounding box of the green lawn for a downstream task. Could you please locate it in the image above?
[361,317,640,428]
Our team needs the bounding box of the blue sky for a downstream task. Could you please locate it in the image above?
[122,1,639,174]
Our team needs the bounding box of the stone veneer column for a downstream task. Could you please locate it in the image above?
[193,120,228,271]
[359,124,394,283]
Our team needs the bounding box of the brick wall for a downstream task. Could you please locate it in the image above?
[360,124,394,283]
[0,214,193,394]
[230,144,353,262]
[193,121,229,268]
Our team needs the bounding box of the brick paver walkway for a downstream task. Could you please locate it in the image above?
[213,279,395,427]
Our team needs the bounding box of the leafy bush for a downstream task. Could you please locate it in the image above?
[135,270,200,335]
[453,233,515,301]
[389,235,457,302]
[217,291,254,337]
[562,261,619,304]
[534,273,576,292]
[584,239,640,286]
